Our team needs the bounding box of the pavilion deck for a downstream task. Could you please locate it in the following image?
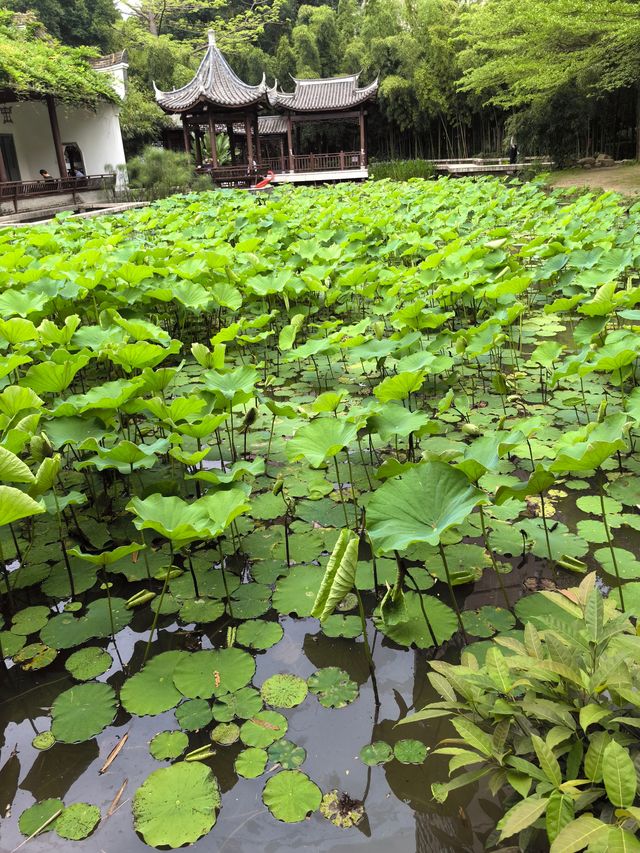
[0,174,116,212]
[202,151,367,187]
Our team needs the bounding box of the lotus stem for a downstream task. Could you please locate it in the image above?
[345,452,359,528]
[403,564,439,648]
[0,535,14,611]
[217,542,235,619]
[265,414,276,465]
[478,505,511,610]
[333,457,351,528]
[600,482,625,612]
[539,493,557,580]
[356,437,373,490]
[101,567,116,642]
[437,542,466,640]
[186,551,201,599]
[143,558,172,665]
[355,586,380,707]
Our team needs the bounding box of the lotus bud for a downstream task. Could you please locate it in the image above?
[455,338,467,354]
[497,416,506,429]
[272,477,284,496]
[461,423,482,436]
[30,433,54,461]
[597,399,607,423]
[373,321,385,340]
[239,407,257,433]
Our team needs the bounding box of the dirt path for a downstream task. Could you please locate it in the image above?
[547,163,640,197]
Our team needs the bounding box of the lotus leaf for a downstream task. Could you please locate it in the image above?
[393,739,428,764]
[175,698,213,731]
[267,739,306,770]
[178,598,225,624]
[51,682,117,743]
[212,686,263,722]
[121,651,187,716]
[65,647,112,681]
[11,605,49,635]
[273,565,324,616]
[149,731,189,760]
[359,742,393,766]
[262,770,322,823]
[287,419,358,468]
[173,648,255,700]
[211,722,240,745]
[133,761,220,848]
[260,674,308,709]
[240,711,288,747]
[13,642,57,670]
[32,731,56,750]
[235,619,284,650]
[18,798,63,836]
[55,803,100,840]
[235,747,268,779]
[307,667,358,708]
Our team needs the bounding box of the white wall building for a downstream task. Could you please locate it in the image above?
[0,52,128,188]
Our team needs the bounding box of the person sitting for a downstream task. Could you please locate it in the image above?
[74,166,85,178]
[39,169,54,181]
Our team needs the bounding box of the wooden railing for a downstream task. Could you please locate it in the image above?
[0,174,116,212]
[206,152,365,185]
[289,151,363,173]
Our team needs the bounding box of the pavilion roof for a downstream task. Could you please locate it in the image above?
[154,31,267,114]
[268,73,378,112]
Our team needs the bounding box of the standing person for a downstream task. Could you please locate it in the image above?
[509,137,518,165]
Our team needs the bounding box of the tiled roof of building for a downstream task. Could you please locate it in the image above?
[268,74,377,112]
[90,50,128,69]
[154,31,267,113]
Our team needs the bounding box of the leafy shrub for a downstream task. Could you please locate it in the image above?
[403,573,640,851]
[369,159,435,181]
[126,146,210,200]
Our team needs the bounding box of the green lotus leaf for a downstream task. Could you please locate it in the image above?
[260,674,308,709]
[287,419,358,468]
[262,770,322,823]
[594,547,640,580]
[18,798,63,836]
[550,412,629,474]
[13,642,57,670]
[240,710,288,748]
[235,619,284,650]
[359,741,393,766]
[212,686,262,722]
[175,699,213,731]
[41,598,132,648]
[273,565,324,616]
[178,598,225,624]
[393,739,428,764]
[11,605,50,635]
[149,730,189,761]
[0,630,25,657]
[0,446,34,483]
[373,370,425,403]
[121,651,188,716]
[68,542,145,567]
[321,614,362,638]
[0,485,44,527]
[462,606,515,639]
[55,803,100,840]
[367,462,485,554]
[235,747,268,779]
[311,528,359,621]
[64,647,112,681]
[211,722,240,745]
[307,667,358,709]
[51,682,117,744]
[374,591,458,648]
[267,739,306,770]
[32,731,56,750]
[202,365,258,406]
[133,761,220,848]
[173,648,256,699]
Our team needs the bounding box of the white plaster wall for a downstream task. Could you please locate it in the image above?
[6,100,127,188]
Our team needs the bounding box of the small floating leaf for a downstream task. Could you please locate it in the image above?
[55,803,100,840]
[32,731,56,751]
[18,798,63,836]
[235,619,283,650]
[307,667,358,709]
[240,711,288,748]
[211,723,240,745]
[65,647,112,681]
[262,770,322,823]
[235,747,268,779]
[393,739,428,765]
[51,682,117,744]
[149,731,189,761]
[175,699,213,731]
[359,742,393,766]
[260,674,308,709]
[267,739,306,770]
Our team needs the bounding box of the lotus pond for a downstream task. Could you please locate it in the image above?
[1,178,640,852]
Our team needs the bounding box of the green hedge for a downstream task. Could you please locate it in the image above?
[369,160,435,181]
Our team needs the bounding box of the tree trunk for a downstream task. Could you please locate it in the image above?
[636,85,640,161]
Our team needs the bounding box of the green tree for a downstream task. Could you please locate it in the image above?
[6,0,118,50]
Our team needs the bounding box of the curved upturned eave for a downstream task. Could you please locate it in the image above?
[267,76,379,112]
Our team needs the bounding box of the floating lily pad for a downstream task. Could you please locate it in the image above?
[272,565,324,617]
[11,605,50,635]
[212,686,262,722]
[235,747,268,779]
[267,739,306,770]
[462,606,515,639]
[55,803,100,840]
[359,741,393,766]
[262,770,322,823]
[65,647,112,681]
[230,583,272,619]
[149,731,189,761]
[240,711,288,748]
[13,642,57,670]
[260,674,308,709]
[321,614,362,638]
[576,495,622,515]
[18,798,63,836]
[606,474,640,505]
[32,731,56,751]
[393,739,428,764]
[178,598,225,624]
[121,651,187,716]
[307,667,358,709]
[374,592,458,648]
[173,648,255,700]
[133,761,220,848]
[211,722,240,745]
[0,630,25,658]
[320,790,365,828]
[594,547,640,580]
[175,699,213,731]
[51,682,117,744]
[41,560,97,599]
[235,619,284,650]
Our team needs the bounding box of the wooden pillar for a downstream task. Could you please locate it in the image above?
[194,130,202,166]
[286,114,294,172]
[46,95,67,178]
[181,117,191,154]
[208,114,218,168]
[359,107,366,167]
[244,114,254,168]
[279,136,285,172]
[0,142,7,183]
[252,110,261,167]
[227,124,236,165]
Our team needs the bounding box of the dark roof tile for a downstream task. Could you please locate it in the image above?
[268,74,377,112]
